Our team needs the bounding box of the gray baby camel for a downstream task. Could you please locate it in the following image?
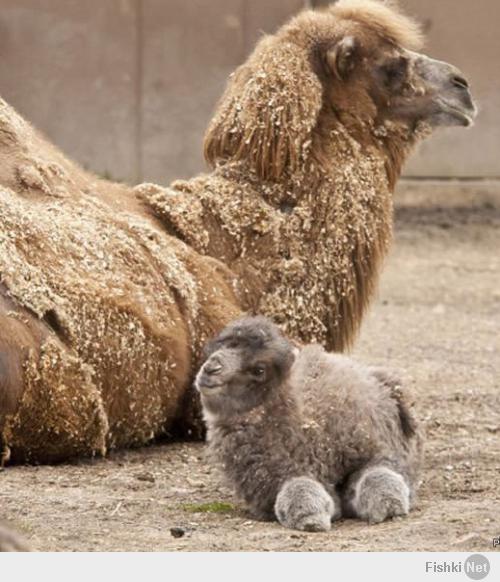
[195,316,423,532]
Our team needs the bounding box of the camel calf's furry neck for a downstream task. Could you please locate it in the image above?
[204,384,306,520]
[140,119,421,351]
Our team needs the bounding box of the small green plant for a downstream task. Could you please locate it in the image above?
[181,501,236,514]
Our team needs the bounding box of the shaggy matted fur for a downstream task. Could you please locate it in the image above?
[196,316,423,531]
[0,0,474,462]
[0,106,240,461]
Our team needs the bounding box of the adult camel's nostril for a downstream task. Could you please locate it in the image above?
[451,75,469,90]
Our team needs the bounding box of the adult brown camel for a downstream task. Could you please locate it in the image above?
[0,0,476,465]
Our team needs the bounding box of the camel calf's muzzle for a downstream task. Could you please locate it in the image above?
[195,349,241,392]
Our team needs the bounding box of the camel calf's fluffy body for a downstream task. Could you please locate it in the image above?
[0,0,475,463]
[196,317,423,531]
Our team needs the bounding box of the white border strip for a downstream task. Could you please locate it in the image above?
[0,551,498,582]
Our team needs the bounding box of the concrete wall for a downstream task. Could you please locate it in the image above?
[402,0,500,177]
[139,0,303,183]
[0,0,497,183]
[0,1,140,183]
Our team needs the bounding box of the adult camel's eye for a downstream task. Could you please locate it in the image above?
[381,56,409,89]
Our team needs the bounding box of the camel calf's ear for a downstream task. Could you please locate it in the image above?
[326,36,358,80]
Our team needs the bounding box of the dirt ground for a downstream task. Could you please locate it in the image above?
[1,180,499,552]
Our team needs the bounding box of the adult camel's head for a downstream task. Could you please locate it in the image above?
[205,0,477,181]
[317,0,477,129]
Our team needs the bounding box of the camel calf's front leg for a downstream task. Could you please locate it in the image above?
[274,476,337,532]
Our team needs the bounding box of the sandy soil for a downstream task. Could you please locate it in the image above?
[1,181,499,552]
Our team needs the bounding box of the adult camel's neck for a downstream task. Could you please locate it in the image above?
[218,116,423,208]
[306,114,425,199]
[139,119,427,350]
[248,119,424,351]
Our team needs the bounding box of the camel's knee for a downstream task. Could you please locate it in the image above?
[274,476,336,532]
[346,466,410,524]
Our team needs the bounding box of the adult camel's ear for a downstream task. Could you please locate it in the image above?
[326,36,358,80]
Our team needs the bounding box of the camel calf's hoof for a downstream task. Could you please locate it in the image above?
[275,476,335,532]
[354,467,410,524]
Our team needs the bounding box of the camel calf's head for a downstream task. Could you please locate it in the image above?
[195,317,294,418]
[205,0,477,181]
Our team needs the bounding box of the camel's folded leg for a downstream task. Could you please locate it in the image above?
[0,284,108,464]
[0,287,36,447]
[342,464,411,524]
[274,476,338,532]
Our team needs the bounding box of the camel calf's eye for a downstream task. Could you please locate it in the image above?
[251,366,265,377]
